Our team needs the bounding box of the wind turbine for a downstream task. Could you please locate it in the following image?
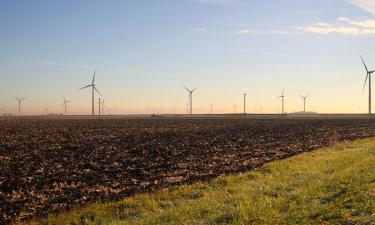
[243,93,247,115]
[361,56,375,114]
[183,86,198,115]
[101,98,105,115]
[277,90,285,114]
[98,98,101,116]
[210,102,213,114]
[14,96,26,116]
[62,96,71,115]
[79,69,102,116]
[300,94,308,113]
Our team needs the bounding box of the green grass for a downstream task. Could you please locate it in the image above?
[27,138,375,225]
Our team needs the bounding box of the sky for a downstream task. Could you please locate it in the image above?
[1,0,375,115]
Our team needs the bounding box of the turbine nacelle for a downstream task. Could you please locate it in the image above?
[361,56,374,93]
[183,86,198,94]
[277,90,285,98]
[62,96,71,106]
[300,94,308,100]
[14,96,26,102]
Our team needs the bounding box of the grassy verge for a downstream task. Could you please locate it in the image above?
[27,138,375,225]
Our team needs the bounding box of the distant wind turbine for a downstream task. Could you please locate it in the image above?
[183,86,198,115]
[14,96,26,116]
[300,94,308,112]
[361,56,375,114]
[79,69,102,116]
[62,96,71,115]
[98,98,101,116]
[101,98,105,115]
[243,93,246,116]
[277,90,285,114]
[210,102,213,114]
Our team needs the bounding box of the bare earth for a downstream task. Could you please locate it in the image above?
[1,115,375,224]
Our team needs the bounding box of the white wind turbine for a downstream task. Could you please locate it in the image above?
[79,69,102,116]
[361,56,375,114]
[62,96,71,115]
[277,90,285,114]
[300,94,308,113]
[243,93,247,115]
[98,98,105,116]
[101,98,105,115]
[14,96,26,116]
[183,86,198,115]
[98,98,101,116]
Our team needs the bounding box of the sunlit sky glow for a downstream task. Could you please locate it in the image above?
[1,0,375,115]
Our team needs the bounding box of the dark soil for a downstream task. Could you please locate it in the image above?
[1,116,375,224]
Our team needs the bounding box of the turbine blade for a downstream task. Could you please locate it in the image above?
[94,86,102,96]
[191,87,198,93]
[361,56,369,73]
[92,69,96,84]
[183,85,190,92]
[362,73,369,93]
[79,84,92,90]
[14,96,20,101]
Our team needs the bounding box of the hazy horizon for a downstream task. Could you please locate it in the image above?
[1,0,375,115]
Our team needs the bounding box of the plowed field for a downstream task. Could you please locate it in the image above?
[1,116,375,224]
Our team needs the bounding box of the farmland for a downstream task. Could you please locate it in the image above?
[1,115,375,224]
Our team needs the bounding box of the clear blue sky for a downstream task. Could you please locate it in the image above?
[1,0,375,114]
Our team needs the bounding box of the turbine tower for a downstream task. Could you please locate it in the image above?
[183,86,198,115]
[361,56,375,114]
[14,97,26,116]
[300,94,308,112]
[278,90,285,114]
[79,69,102,116]
[62,96,71,115]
